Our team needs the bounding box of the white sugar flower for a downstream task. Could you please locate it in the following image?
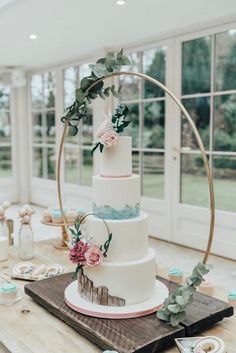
[95,113,114,138]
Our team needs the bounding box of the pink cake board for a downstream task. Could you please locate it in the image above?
[64,279,169,319]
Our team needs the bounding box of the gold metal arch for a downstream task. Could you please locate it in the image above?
[57,71,215,264]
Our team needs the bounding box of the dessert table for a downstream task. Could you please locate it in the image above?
[0,239,235,353]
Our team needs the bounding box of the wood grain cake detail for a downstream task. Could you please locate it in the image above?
[77,270,125,306]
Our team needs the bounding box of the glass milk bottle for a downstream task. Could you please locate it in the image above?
[18,217,34,260]
[0,217,8,261]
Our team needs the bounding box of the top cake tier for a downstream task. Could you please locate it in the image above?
[100,136,132,177]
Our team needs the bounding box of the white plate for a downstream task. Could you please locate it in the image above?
[64,279,168,319]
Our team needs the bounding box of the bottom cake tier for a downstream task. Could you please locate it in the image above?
[79,248,156,306]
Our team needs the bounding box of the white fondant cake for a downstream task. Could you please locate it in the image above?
[83,248,156,305]
[85,212,148,261]
[78,135,157,307]
[100,136,132,177]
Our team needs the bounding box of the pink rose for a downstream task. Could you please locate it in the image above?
[85,245,103,267]
[69,241,88,265]
[100,131,119,147]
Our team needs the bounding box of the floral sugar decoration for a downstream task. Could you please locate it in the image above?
[69,216,112,278]
[157,262,213,327]
[91,104,130,154]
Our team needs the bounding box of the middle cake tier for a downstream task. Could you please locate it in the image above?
[85,211,148,262]
[93,174,140,220]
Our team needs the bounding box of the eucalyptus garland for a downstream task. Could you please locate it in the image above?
[61,49,130,136]
[157,262,213,326]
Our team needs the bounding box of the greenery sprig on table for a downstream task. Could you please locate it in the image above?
[157,262,213,326]
[61,49,130,136]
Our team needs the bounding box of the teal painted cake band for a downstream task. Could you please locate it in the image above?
[168,267,183,277]
[228,290,236,300]
[93,203,140,220]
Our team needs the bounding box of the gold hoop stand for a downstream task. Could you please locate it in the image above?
[56,71,215,265]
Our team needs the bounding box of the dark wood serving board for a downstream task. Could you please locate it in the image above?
[24,273,233,353]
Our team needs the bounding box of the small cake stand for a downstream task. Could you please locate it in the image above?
[41,220,74,250]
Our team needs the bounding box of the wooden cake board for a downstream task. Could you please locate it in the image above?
[25,273,234,353]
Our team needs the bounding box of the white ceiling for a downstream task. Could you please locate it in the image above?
[0,0,236,69]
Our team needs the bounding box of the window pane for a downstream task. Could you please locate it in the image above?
[0,86,10,109]
[182,97,210,150]
[31,75,43,109]
[215,29,236,91]
[181,153,209,207]
[142,152,164,199]
[32,112,43,143]
[143,47,166,98]
[182,37,211,95]
[123,103,140,147]
[132,151,140,174]
[120,52,140,101]
[81,149,93,186]
[0,146,11,177]
[143,101,165,149]
[213,155,236,212]
[46,111,55,144]
[79,63,91,80]
[65,147,79,184]
[82,107,93,146]
[64,67,77,108]
[214,94,236,152]
[0,110,11,143]
[33,147,43,178]
[44,72,56,108]
[46,147,56,180]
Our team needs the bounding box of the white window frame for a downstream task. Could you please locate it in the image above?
[172,20,236,260]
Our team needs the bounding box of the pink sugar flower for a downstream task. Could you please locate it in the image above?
[100,131,119,147]
[69,241,88,265]
[85,245,103,267]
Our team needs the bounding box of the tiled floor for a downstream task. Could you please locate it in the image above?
[5,204,236,294]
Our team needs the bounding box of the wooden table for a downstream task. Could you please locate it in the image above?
[0,239,235,353]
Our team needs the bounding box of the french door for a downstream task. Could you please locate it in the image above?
[171,23,236,260]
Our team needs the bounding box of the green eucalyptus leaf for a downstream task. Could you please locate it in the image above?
[91,142,100,155]
[156,310,170,321]
[167,304,181,314]
[76,88,84,103]
[117,48,123,60]
[80,77,92,90]
[89,80,104,93]
[120,55,130,65]
[96,58,106,64]
[68,125,78,136]
[89,63,108,78]
[99,91,105,100]
[118,84,122,93]
[112,90,120,98]
[170,315,180,327]
[99,143,104,153]
[176,295,188,306]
